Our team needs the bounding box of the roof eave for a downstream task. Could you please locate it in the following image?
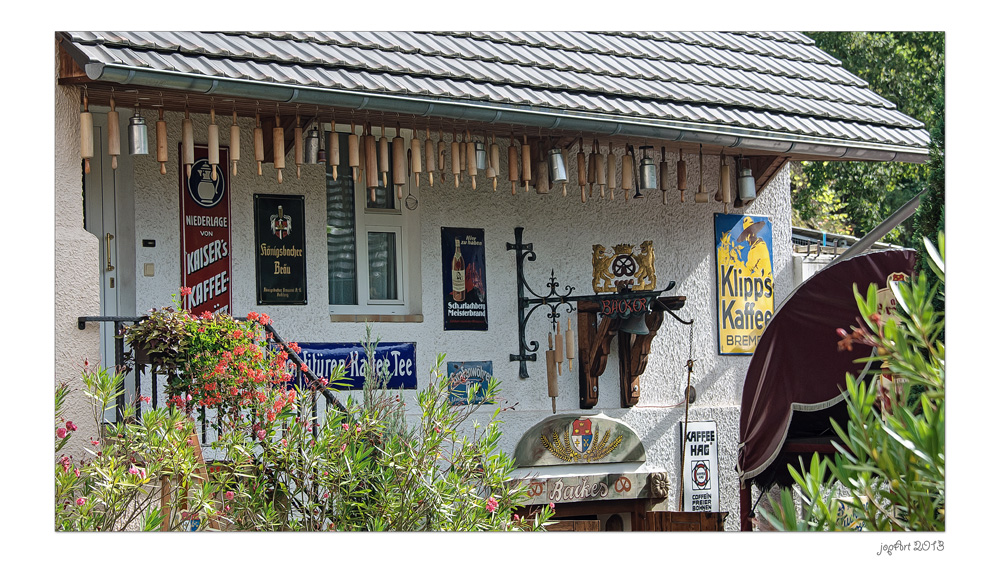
[83,61,929,164]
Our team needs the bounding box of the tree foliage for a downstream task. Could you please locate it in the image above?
[794,32,944,252]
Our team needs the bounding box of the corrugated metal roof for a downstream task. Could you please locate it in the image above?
[59,31,929,157]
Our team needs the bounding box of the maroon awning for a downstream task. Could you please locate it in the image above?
[737,249,915,485]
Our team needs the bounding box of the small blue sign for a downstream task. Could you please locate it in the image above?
[447,361,493,405]
[297,342,417,390]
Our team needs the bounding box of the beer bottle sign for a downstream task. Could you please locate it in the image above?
[442,227,488,331]
[452,237,466,302]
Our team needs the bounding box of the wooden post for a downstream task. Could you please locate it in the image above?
[740,484,753,531]
[160,421,220,531]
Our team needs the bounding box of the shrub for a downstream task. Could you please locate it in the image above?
[207,328,552,531]
[55,363,218,531]
[58,301,551,531]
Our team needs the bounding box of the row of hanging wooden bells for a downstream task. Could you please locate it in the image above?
[79,98,757,208]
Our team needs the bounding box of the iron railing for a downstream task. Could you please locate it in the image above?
[76,315,346,445]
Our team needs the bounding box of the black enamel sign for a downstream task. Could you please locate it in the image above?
[254,194,307,305]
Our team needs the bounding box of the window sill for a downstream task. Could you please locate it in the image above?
[330,314,424,323]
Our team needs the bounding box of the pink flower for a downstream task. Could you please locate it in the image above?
[485,496,498,513]
[256,429,266,441]
[225,491,234,501]
[59,456,71,472]
[341,423,349,432]
[180,286,192,297]
[56,427,67,439]
[91,440,99,446]
[65,421,78,432]
[549,502,555,510]
[339,443,347,453]
[76,497,86,506]
[513,514,520,522]
[140,395,151,404]
[74,468,80,478]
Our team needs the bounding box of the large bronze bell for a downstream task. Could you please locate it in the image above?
[618,313,650,335]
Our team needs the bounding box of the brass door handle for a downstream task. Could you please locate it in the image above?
[105,233,115,272]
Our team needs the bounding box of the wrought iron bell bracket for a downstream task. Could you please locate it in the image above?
[507,227,692,404]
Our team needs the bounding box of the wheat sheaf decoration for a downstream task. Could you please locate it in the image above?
[540,425,623,463]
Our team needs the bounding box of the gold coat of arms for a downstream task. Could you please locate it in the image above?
[592,241,656,293]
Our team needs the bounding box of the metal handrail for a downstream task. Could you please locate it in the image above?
[77,314,347,441]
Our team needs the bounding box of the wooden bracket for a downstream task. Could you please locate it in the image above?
[57,39,90,84]
[577,300,619,408]
[578,296,686,408]
[618,309,666,406]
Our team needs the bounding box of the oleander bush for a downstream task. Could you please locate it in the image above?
[55,364,218,531]
[763,234,945,531]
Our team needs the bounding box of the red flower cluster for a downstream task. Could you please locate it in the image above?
[167,311,300,435]
[836,325,878,352]
[130,296,305,451]
[246,311,271,326]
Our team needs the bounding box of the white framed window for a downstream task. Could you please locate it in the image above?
[326,129,420,318]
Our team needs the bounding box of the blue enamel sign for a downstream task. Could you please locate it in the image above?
[447,361,493,405]
[296,342,417,390]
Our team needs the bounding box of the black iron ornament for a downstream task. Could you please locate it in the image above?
[507,227,690,380]
[507,227,576,379]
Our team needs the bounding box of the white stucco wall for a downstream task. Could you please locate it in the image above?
[56,101,792,529]
[54,78,102,461]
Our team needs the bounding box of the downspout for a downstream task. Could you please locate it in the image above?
[82,61,930,164]
[825,189,927,268]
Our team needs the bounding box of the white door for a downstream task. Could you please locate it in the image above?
[83,109,136,417]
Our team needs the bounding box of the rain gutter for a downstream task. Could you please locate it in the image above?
[84,62,929,164]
